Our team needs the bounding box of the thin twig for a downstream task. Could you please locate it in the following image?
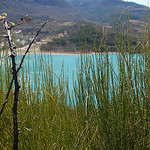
[17,17,52,73]
[0,79,13,117]
[10,20,26,29]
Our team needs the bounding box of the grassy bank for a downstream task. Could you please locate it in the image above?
[0,18,150,150]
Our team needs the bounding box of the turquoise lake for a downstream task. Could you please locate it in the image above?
[1,53,141,92]
[17,53,119,89]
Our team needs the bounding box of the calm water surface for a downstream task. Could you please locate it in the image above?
[1,53,141,92]
[17,53,122,91]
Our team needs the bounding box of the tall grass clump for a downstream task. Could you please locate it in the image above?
[0,15,150,149]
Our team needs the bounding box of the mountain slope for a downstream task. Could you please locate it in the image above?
[0,0,148,25]
[70,0,148,24]
[0,0,82,22]
[19,0,70,8]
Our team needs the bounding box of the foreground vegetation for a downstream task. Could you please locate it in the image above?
[0,16,150,149]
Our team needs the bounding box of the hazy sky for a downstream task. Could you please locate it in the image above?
[123,0,149,7]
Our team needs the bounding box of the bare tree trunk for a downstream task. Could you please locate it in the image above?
[12,57,20,150]
[0,17,51,149]
[6,21,20,150]
[12,77,20,150]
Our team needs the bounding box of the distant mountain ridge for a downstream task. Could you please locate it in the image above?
[69,0,148,24]
[0,0,148,53]
[0,0,81,22]
[0,0,148,25]
[19,0,70,8]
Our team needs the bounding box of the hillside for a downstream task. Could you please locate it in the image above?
[70,0,148,24]
[0,0,82,22]
[0,0,148,24]
[19,0,71,8]
[0,0,148,53]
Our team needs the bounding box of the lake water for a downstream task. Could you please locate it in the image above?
[17,53,119,90]
[1,53,141,93]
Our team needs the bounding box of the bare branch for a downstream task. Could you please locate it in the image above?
[0,17,52,118]
[0,14,51,150]
[17,17,52,73]
[0,79,13,117]
[10,20,26,29]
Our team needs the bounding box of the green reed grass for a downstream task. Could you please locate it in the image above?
[0,18,150,149]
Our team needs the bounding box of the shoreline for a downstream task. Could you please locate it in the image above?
[0,49,119,55]
[1,42,119,55]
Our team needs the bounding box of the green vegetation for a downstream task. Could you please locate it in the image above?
[49,39,67,46]
[0,18,150,150]
[41,22,140,53]
[70,25,99,46]
[41,24,108,52]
